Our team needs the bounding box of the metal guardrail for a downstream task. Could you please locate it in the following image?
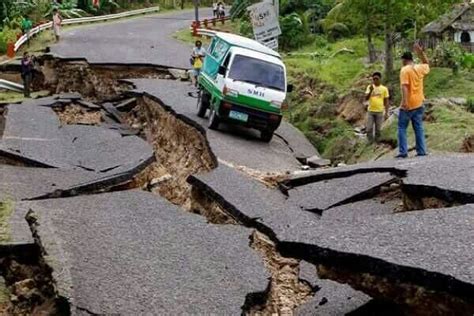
[195,29,218,37]
[14,6,160,52]
[0,79,24,92]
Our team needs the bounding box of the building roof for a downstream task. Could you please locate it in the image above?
[422,3,472,34]
[214,32,281,58]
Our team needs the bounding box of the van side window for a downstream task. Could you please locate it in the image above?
[211,40,230,62]
[208,38,217,55]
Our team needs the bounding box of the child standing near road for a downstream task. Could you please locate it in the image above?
[52,9,62,42]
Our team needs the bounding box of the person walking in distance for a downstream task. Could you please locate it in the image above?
[21,16,33,46]
[212,2,218,18]
[397,43,430,158]
[21,52,34,98]
[365,72,389,143]
[52,9,62,42]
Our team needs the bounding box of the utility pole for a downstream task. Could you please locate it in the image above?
[194,0,199,22]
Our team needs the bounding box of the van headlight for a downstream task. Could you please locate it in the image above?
[223,86,239,97]
[270,100,282,108]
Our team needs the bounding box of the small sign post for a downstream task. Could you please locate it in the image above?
[247,1,281,49]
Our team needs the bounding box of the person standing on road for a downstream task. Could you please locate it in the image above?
[52,9,62,42]
[213,2,218,18]
[397,43,430,158]
[218,2,226,18]
[365,71,389,143]
[190,40,206,87]
[21,52,34,98]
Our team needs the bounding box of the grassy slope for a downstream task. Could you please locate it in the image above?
[284,36,474,162]
[0,90,50,104]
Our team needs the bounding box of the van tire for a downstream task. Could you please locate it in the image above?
[197,91,210,118]
[208,107,220,130]
[260,129,274,142]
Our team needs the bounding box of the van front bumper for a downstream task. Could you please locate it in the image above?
[218,102,282,131]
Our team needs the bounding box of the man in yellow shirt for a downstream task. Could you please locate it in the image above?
[397,43,430,158]
[365,72,390,143]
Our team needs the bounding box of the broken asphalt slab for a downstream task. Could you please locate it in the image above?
[0,163,151,201]
[14,191,269,314]
[188,157,474,313]
[0,103,154,173]
[286,172,396,213]
[128,78,319,172]
[285,154,474,193]
[279,204,474,314]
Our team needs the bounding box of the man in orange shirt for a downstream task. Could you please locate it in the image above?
[396,43,430,158]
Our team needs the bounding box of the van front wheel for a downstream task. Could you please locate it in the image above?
[260,129,274,142]
[208,107,220,130]
[197,91,210,118]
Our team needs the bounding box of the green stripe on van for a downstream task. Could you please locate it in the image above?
[198,75,281,115]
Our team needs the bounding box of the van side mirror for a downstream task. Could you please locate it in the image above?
[218,65,226,76]
[287,84,294,93]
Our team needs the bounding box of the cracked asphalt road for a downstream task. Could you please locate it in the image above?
[50,9,212,68]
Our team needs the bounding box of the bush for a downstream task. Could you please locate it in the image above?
[0,27,21,53]
[462,54,474,70]
[326,22,350,41]
[238,16,253,38]
[467,97,474,113]
[279,13,310,50]
[431,41,464,74]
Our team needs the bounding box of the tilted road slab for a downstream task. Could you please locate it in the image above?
[0,103,154,173]
[16,191,269,314]
[286,172,396,213]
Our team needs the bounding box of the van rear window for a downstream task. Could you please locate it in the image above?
[228,55,285,92]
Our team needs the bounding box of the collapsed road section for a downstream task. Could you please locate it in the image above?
[1,56,473,315]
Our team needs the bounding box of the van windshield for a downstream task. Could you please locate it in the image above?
[228,55,285,92]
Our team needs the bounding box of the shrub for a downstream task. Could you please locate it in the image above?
[0,27,21,53]
[461,54,474,70]
[279,13,310,50]
[326,22,350,41]
[238,16,253,38]
[432,41,464,74]
[467,97,474,113]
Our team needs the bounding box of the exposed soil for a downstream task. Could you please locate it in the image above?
[0,250,65,315]
[461,135,474,153]
[190,186,237,224]
[317,264,474,316]
[54,104,102,126]
[250,231,314,315]
[126,96,217,207]
[35,57,171,101]
[219,159,290,188]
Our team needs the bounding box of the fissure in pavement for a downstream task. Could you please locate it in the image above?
[0,58,319,314]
